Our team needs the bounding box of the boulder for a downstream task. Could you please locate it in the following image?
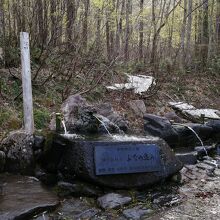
[95,102,129,132]
[0,151,6,172]
[33,135,45,151]
[61,94,88,125]
[144,114,214,148]
[61,95,98,133]
[169,102,220,122]
[59,95,129,134]
[55,135,183,189]
[38,133,67,174]
[164,112,184,123]
[0,130,35,175]
[206,120,220,141]
[173,123,213,147]
[143,114,179,147]
[175,151,197,165]
[129,100,146,117]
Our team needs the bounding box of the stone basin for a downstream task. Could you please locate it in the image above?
[43,134,183,189]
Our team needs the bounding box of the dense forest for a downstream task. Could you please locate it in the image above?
[1,0,220,70]
[0,0,220,137]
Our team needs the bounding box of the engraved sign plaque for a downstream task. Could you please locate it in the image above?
[95,144,162,175]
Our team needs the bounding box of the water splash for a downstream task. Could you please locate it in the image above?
[93,114,113,136]
[61,133,84,140]
[112,134,157,142]
[174,123,208,156]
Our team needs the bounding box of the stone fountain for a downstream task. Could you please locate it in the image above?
[41,95,183,189]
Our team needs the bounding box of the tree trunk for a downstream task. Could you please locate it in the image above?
[116,0,125,58]
[50,0,57,46]
[21,0,26,31]
[110,0,116,59]
[139,0,144,62]
[106,9,111,61]
[185,0,193,66]
[82,0,89,51]
[66,0,76,42]
[124,0,131,62]
[0,0,3,38]
[201,0,209,67]
[96,8,101,49]
[115,0,120,57]
[180,0,187,67]
[43,0,49,45]
[0,0,5,65]
[216,0,220,49]
[208,0,214,59]
[150,0,156,66]
[168,0,176,57]
[37,0,44,46]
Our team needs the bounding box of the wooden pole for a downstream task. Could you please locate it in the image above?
[20,32,34,134]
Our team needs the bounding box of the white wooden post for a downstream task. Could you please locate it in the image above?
[20,32,34,134]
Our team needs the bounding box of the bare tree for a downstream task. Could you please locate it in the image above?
[185,0,192,65]
[216,0,220,47]
[124,0,131,62]
[139,0,144,61]
[82,0,90,51]
[201,0,209,66]
[50,0,57,46]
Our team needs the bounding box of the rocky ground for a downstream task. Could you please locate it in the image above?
[1,154,219,220]
[48,155,220,220]
[25,153,219,220]
[152,155,220,220]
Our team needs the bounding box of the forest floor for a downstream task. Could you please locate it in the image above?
[0,67,220,139]
[104,70,220,132]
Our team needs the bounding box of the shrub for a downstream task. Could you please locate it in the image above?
[34,109,50,129]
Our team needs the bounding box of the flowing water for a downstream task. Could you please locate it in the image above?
[61,120,84,139]
[112,134,158,142]
[174,123,208,156]
[62,113,156,142]
[62,120,68,135]
[93,114,113,137]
